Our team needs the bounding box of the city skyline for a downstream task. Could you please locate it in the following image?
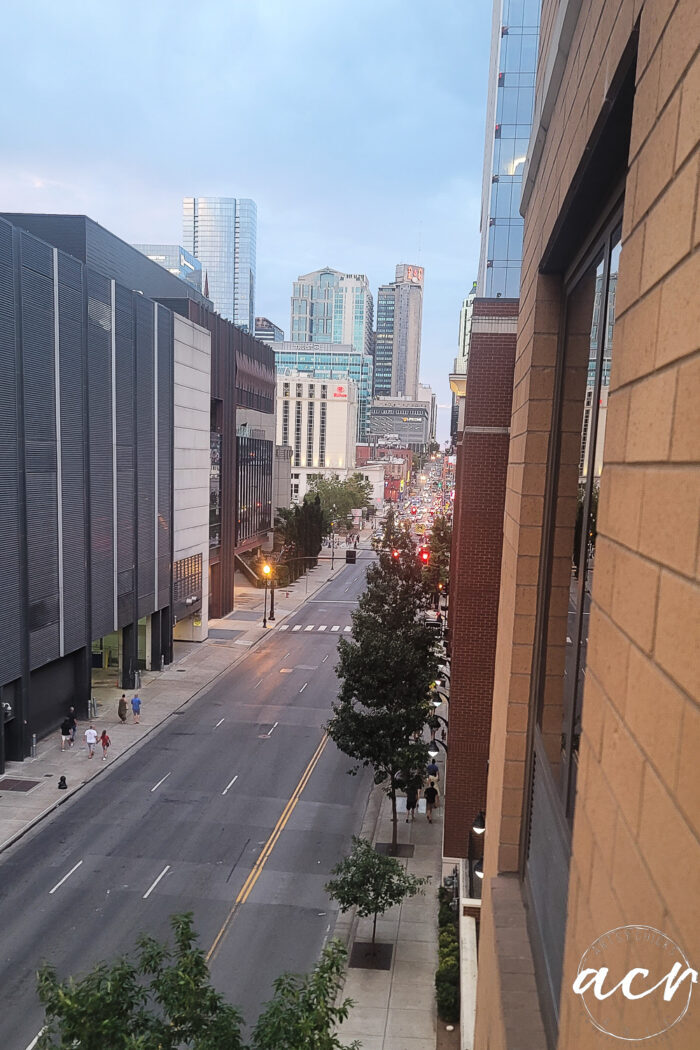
[0,0,492,442]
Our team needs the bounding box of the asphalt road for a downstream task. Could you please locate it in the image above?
[0,555,375,1049]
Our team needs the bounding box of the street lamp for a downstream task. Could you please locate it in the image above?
[261,562,271,628]
[427,739,448,759]
[467,810,486,898]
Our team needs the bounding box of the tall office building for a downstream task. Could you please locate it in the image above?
[290,268,373,356]
[373,264,424,399]
[182,196,257,331]
[271,342,373,443]
[475,0,540,298]
[254,316,284,342]
[132,243,203,291]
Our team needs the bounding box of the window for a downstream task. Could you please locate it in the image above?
[282,399,289,447]
[306,401,315,466]
[319,401,327,467]
[523,214,622,1037]
[321,384,327,399]
[294,401,302,465]
[282,382,289,398]
[296,382,303,398]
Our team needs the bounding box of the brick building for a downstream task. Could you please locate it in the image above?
[466,1,700,1047]
[443,298,518,872]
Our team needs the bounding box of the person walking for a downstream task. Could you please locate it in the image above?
[84,724,98,759]
[426,759,439,782]
[67,706,77,747]
[405,783,419,822]
[117,694,127,724]
[424,781,439,824]
[99,729,111,760]
[131,693,141,724]
[60,717,72,752]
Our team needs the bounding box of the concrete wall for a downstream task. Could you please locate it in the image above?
[173,315,211,642]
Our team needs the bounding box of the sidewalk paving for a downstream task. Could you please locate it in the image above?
[334,750,450,1050]
[0,548,355,854]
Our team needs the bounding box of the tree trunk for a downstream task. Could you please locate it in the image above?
[390,785,398,855]
[372,910,378,951]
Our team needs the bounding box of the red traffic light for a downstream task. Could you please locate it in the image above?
[410,506,417,514]
[420,548,430,564]
[391,549,400,559]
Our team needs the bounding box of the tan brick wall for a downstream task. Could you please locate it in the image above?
[475,0,700,1046]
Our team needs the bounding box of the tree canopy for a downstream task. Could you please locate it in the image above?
[327,521,438,851]
[37,914,356,1050]
[306,472,373,530]
[325,837,426,948]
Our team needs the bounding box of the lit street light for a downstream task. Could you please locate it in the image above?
[261,562,271,628]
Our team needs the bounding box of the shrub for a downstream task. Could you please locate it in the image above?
[435,889,460,1024]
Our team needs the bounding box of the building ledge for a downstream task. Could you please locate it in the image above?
[450,373,467,397]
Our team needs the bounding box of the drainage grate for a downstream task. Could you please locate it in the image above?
[0,778,41,792]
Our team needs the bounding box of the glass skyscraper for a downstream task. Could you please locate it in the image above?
[476,0,540,298]
[373,264,424,399]
[271,342,373,443]
[132,243,203,291]
[290,268,373,357]
[182,196,257,331]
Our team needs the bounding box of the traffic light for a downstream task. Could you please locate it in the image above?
[410,506,417,515]
[437,582,443,591]
[391,548,400,559]
[419,548,430,565]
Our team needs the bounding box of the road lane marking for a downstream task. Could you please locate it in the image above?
[282,651,290,660]
[266,721,279,737]
[151,772,171,793]
[214,718,225,728]
[304,624,314,632]
[143,865,170,899]
[279,625,289,631]
[292,625,301,632]
[344,626,352,632]
[299,683,307,694]
[322,654,329,663]
[318,625,327,631]
[49,860,83,895]
[222,774,239,795]
[331,625,340,632]
[206,732,329,963]
[24,1030,45,1050]
[255,678,263,688]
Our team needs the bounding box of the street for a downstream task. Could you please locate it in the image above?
[0,557,374,1049]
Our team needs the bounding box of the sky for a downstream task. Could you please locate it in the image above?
[2,0,493,443]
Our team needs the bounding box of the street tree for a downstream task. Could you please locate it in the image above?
[423,513,452,602]
[327,528,438,852]
[251,939,358,1050]
[325,837,426,950]
[306,472,372,529]
[37,913,245,1050]
[37,915,356,1050]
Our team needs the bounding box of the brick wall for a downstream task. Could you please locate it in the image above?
[474,0,700,1047]
[444,300,518,859]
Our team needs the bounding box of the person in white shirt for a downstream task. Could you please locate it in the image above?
[84,725,98,759]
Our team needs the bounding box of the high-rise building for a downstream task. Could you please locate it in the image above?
[182,196,257,331]
[290,268,373,356]
[132,243,203,291]
[255,316,284,342]
[373,264,424,399]
[449,282,477,440]
[271,342,373,443]
[475,0,539,298]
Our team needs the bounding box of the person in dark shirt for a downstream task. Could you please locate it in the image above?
[405,784,419,822]
[424,783,439,823]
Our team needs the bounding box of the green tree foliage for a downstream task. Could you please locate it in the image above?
[37,916,355,1050]
[37,913,245,1050]
[328,521,438,852]
[423,513,452,600]
[306,472,372,531]
[435,887,460,1023]
[251,940,358,1050]
[275,496,324,581]
[325,837,426,949]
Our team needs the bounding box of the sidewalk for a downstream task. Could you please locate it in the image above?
[334,750,454,1050]
[0,549,353,854]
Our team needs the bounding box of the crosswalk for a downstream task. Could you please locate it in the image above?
[279,624,352,633]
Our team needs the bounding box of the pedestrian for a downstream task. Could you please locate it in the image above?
[60,717,72,752]
[99,729,111,760]
[405,784,419,822]
[67,706,77,746]
[84,724,98,759]
[131,693,141,724]
[424,781,439,824]
[117,694,127,724]
[426,759,439,782]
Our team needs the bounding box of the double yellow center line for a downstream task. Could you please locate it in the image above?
[206,732,329,963]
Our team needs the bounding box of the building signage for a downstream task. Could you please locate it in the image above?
[406,265,424,283]
[332,384,347,399]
